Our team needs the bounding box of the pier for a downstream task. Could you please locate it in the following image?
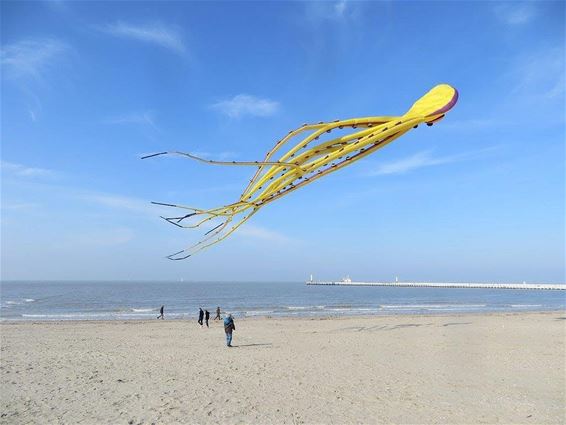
[306,278,566,291]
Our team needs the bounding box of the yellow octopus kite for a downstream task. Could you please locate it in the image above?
[143,84,458,259]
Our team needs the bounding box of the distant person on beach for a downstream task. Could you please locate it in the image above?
[198,308,204,327]
[205,310,210,327]
[214,306,221,320]
[157,305,164,320]
[224,314,236,347]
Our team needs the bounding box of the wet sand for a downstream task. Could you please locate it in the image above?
[1,312,564,424]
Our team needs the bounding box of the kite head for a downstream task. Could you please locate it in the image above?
[405,84,458,124]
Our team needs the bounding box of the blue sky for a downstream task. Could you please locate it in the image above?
[1,1,564,282]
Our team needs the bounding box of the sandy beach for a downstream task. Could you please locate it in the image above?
[1,312,564,424]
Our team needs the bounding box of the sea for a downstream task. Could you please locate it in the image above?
[1,281,565,322]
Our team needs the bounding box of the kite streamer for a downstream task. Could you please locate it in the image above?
[144,84,458,259]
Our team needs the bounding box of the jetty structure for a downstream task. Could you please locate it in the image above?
[306,276,566,291]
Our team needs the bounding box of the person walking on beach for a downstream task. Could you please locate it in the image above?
[205,309,210,328]
[214,306,221,320]
[198,308,204,327]
[157,305,164,320]
[224,314,236,347]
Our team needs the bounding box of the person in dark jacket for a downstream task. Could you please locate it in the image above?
[214,306,221,320]
[204,309,210,328]
[198,308,204,326]
[157,305,164,320]
[223,314,235,347]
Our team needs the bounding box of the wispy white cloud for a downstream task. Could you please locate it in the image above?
[369,151,452,176]
[24,91,43,122]
[494,2,537,25]
[44,0,68,11]
[334,1,348,17]
[1,202,41,211]
[81,192,187,220]
[237,224,291,243]
[98,21,186,55]
[369,148,496,176]
[305,0,358,21]
[105,111,158,129]
[438,119,503,131]
[1,161,57,178]
[211,94,280,118]
[545,77,565,99]
[1,38,68,80]
[68,227,135,246]
[82,193,155,215]
[511,47,565,99]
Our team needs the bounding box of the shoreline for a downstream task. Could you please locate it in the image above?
[1,308,564,325]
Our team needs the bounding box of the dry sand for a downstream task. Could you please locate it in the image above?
[1,312,565,424]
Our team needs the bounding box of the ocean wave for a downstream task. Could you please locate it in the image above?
[286,305,328,311]
[327,307,380,312]
[119,312,158,317]
[4,298,36,306]
[131,308,155,313]
[510,304,542,308]
[381,304,487,310]
[244,310,275,316]
[22,313,111,319]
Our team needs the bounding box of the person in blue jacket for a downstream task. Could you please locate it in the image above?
[223,314,236,347]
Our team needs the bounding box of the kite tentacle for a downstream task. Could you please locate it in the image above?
[160,214,222,229]
[245,117,423,204]
[166,216,235,259]
[142,151,301,170]
[241,125,382,199]
[166,208,259,260]
[243,130,380,199]
[240,117,394,197]
[150,201,206,212]
[259,126,417,207]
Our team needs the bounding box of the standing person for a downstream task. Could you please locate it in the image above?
[198,308,204,327]
[214,306,221,320]
[205,310,210,328]
[157,305,164,320]
[223,314,235,347]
